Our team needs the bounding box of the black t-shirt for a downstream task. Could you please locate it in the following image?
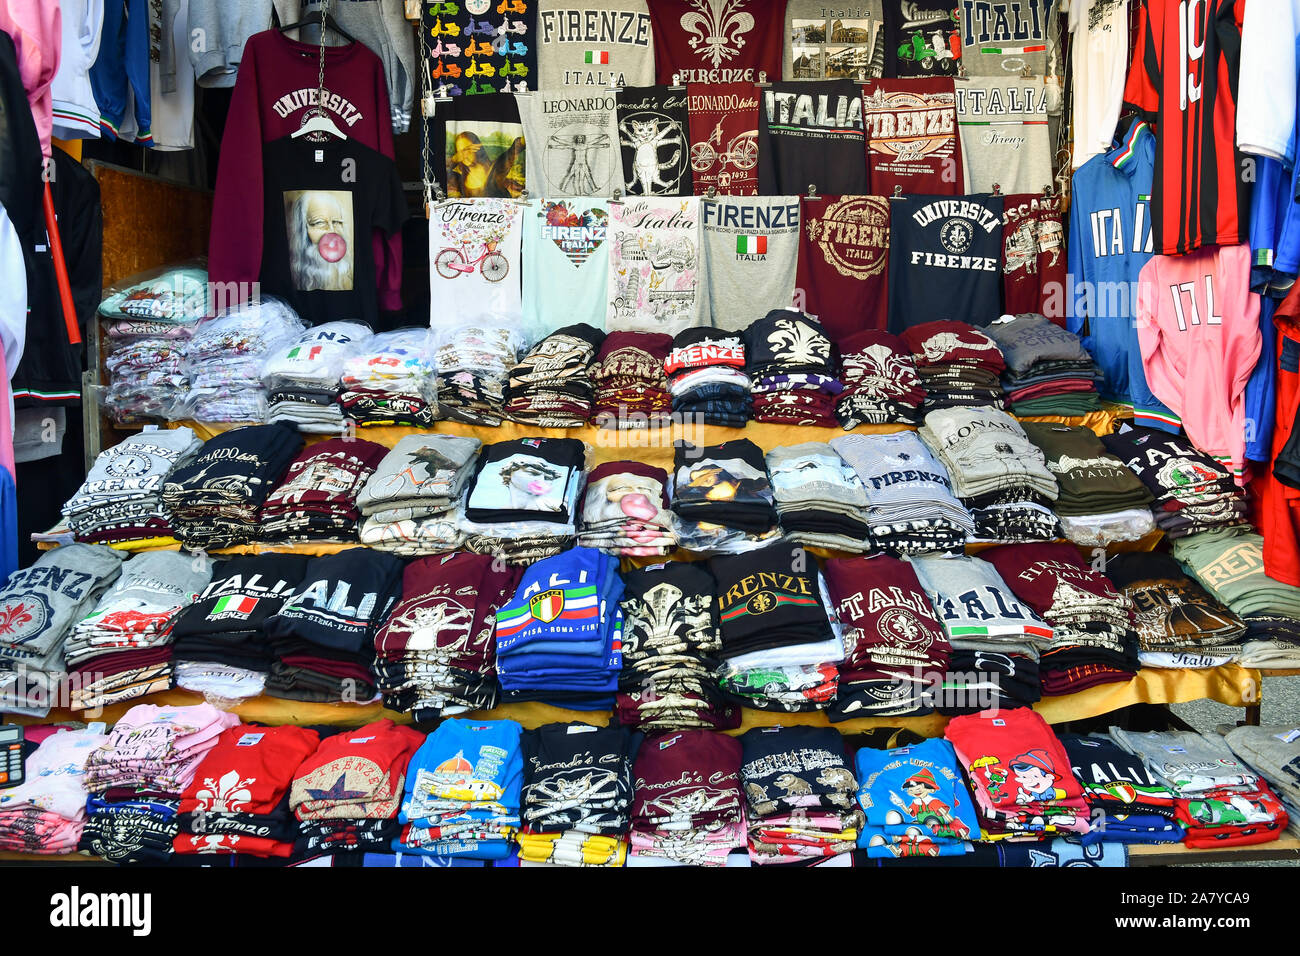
[265,548,407,653]
[465,438,587,524]
[260,136,406,327]
[882,0,962,78]
[172,554,310,641]
[616,85,693,197]
[757,81,869,197]
[710,541,834,656]
[887,194,1004,332]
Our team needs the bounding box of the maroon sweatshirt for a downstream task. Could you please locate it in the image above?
[207,30,403,313]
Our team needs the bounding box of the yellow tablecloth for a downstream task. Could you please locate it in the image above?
[8,664,1260,734]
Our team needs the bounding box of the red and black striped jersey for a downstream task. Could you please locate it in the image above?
[1122,0,1249,256]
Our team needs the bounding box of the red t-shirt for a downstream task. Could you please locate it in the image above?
[686,82,760,195]
[1002,192,1066,323]
[649,0,782,85]
[179,724,321,816]
[861,78,962,196]
[796,194,890,343]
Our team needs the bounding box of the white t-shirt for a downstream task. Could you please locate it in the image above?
[1237,0,1300,162]
[1065,0,1128,170]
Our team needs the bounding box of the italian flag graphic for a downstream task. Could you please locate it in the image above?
[978,44,1046,54]
[736,235,767,254]
[287,345,324,361]
[213,595,258,616]
[584,50,609,64]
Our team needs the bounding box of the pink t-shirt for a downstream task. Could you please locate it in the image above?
[1136,243,1261,482]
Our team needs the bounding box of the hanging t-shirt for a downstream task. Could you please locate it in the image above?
[523,197,611,341]
[430,94,527,200]
[887,193,1004,332]
[515,91,622,198]
[685,82,760,195]
[648,0,783,85]
[260,136,406,328]
[785,1,886,81]
[428,198,525,326]
[616,86,693,196]
[1002,191,1066,319]
[955,77,1053,194]
[536,0,656,90]
[420,0,539,96]
[957,0,1052,76]
[882,0,962,78]
[862,78,962,196]
[606,197,703,334]
[797,195,890,339]
[758,80,869,196]
[1067,0,1129,170]
[697,196,800,329]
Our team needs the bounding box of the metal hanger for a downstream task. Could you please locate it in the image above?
[290,0,348,140]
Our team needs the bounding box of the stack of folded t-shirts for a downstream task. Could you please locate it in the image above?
[616,562,738,733]
[103,331,192,423]
[577,461,677,556]
[984,312,1102,416]
[765,443,872,552]
[1058,733,1185,844]
[590,331,674,428]
[855,737,979,858]
[830,431,975,555]
[1104,553,1246,669]
[920,408,1061,543]
[79,702,240,863]
[627,730,745,867]
[169,554,308,700]
[981,543,1140,696]
[182,298,305,422]
[1224,725,1300,839]
[173,723,321,859]
[1110,728,1288,849]
[97,267,208,422]
[63,551,211,712]
[259,438,390,542]
[61,427,202,545]
[434,323,519,426]
[262,321,372,433]
[823,554,951,721]
[517,722,636,867]
[338,328,439,427]
[740,726,861,864]
[902,320,1007,412]
[461,438,586,563]
[504,324,603,426]
[671,438,781,553]
[0,726,107,855]
[1172,531,1300,656]
[356,435,480,555]
[745,310,841,426]
[711,541,844,712]
[372,553,522,719]
[909,554,1052,714]
[835,330,926,428]
[262,548,405,703]
[496,547,624,710]
[161,422,304,549]
[393,718,523,861]
[289,720,425,856]
[1022,422,1155,544]
[0,545,124,716]
[945,707,1091,842]
[1101,427,1251,538]
[665,327,752,427]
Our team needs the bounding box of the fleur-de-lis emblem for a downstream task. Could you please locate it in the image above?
[679,0,754,67]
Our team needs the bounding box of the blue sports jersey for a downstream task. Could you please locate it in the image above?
[1068,118,1179,432]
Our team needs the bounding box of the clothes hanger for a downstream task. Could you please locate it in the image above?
[277,0,359,45]
[290,0,349,140]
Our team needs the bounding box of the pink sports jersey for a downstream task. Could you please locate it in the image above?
[1136,244,1261,482]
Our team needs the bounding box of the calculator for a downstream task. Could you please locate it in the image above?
[0,726,23,788]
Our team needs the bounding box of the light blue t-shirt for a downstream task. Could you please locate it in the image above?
[521,198,610,345]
